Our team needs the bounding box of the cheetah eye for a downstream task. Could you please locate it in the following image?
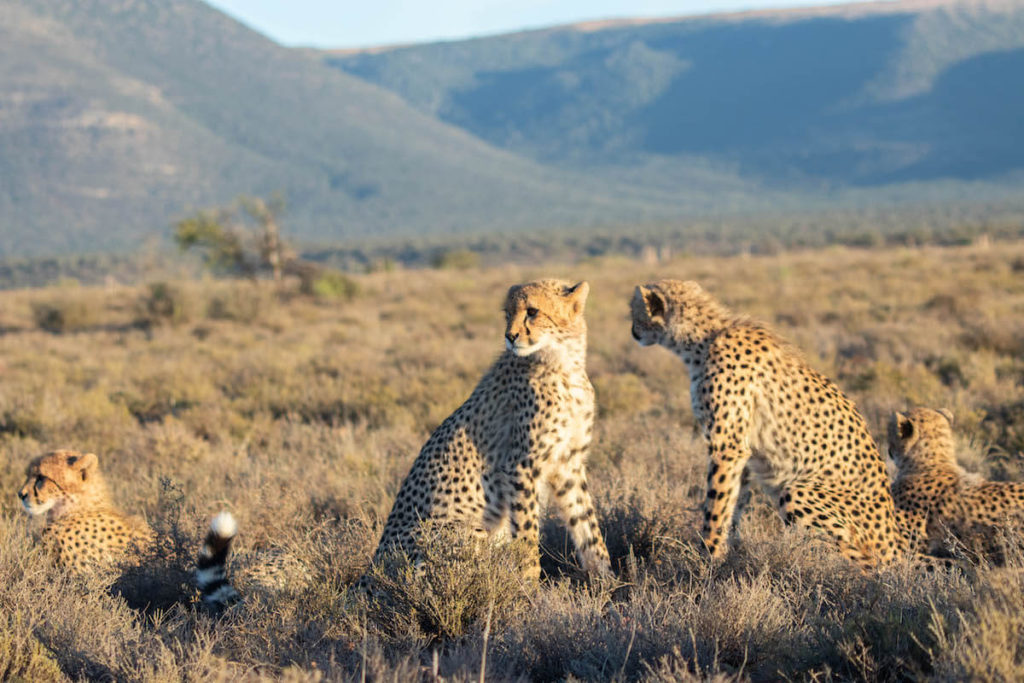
[526,307,539,319]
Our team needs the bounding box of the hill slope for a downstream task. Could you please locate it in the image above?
[0,0,717,256]
[330,0,1024,190]
[4,0,1024,257]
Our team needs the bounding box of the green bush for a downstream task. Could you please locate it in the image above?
[431,248,479,270]
[308,269,359,301]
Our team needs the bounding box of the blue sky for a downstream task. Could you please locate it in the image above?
[205,0,863,49]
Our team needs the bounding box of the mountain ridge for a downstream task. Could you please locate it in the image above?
[328,0,1005,56]
[329,0,1024,192]
[2,0,1023,257]
[1,0,709,256]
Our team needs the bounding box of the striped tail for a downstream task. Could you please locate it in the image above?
[195,511,240,610]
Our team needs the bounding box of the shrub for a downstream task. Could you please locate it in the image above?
[206,284,276,322]
[307,269,359,301]
[364,525,533,642]
[133,282,197,328]
[0,618,64,682]
[431,248,480,270]
[31,295,101,333]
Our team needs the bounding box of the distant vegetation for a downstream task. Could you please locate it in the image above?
[3,203,1021,291]
[173,194,291,282]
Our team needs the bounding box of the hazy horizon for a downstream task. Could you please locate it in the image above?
[204,0,865,49]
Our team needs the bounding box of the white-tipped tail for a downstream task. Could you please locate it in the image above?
[210,511,238,539]
[196,511,240,610]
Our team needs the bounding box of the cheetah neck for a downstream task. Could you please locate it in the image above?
[900,451,964,479]
[46,485,113,523]
[530,334,587,377]
[665,331,719,382]
[664,309,730,376]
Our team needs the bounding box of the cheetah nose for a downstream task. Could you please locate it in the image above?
[631,326,641,341]
[17,490,27,501]
[505,332,518,344]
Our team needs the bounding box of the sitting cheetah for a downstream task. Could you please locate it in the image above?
[19,450,238,608]
[889,407,1024,558]
[368,279,611,581]
[630,280,909,570]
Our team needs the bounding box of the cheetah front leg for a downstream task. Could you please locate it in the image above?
[893,504,929,554]
[703,433,753,561]
[547,455,612,579]
[507,457,542,581]
[729,466,752,545]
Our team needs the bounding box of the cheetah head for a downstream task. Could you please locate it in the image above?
[631,280,725,348]
[504,279,589,357]
[19,450,105,519]
[630,284,668,346]
[887,408,957,471]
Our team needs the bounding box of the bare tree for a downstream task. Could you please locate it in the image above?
[239,193,289,284]
[174,193,291,283]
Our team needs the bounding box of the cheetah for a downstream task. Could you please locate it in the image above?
[368,279,611,582]
[889,407,1024,559]
[630,280,909,570]
[19,450,239,608]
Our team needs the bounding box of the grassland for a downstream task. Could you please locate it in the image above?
[2,241,1024,681]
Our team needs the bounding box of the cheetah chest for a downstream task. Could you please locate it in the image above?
[745,389,803,498]
[690,370,796,497]
[533,371,594,463]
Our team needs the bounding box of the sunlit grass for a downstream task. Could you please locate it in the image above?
[1,241,1023,679]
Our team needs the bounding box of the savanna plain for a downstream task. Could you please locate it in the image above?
[3,241,1024,681]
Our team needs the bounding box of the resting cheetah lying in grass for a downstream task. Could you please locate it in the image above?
[630,280,914,570]
[889,407,1024,559]
[367,279,611,582]
[19,450,238,608]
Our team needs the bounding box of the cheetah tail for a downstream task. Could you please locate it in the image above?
[195,511,241,610]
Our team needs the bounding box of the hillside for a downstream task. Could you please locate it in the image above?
[4,0,1024,257]
[330,0,1024,191]
[0,0,707,256]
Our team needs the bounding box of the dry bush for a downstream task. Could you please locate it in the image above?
[0,615,65,682]
[364,525,535,643]
[205,283,279,323]
[1,240,1024,679]
[31,294,102,334]
[133,281,200,328]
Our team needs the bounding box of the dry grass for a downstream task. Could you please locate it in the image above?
[2,241,1024,680]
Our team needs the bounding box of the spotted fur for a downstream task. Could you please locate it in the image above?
[19,450,155,573]
[890,407,1024,558]
[631,280,910,570]
[367,279,611,582]
[19,450,239,607]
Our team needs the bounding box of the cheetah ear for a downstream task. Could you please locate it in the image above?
[68,452,98,480]
[894,413,914,441]
[565,281,589,315]
[938,408,954,425]
[640,286,666,322]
